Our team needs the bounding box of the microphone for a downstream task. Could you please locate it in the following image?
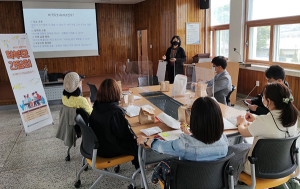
[233,48,244,63]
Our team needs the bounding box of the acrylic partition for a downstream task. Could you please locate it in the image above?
[115,57,152,93]
[192,66,215,98]
[172,64,215,102]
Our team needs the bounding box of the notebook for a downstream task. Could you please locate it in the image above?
[158,130,183,141]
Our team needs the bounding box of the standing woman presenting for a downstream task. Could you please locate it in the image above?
[162,36,187,84]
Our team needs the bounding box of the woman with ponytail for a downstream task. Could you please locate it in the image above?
[236,82,299,175]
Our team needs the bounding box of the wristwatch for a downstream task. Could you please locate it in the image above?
[143,138,149,146]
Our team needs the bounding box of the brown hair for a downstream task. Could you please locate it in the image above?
[96,78,121,103]
[190,97,224,144]
[263,83,298,127]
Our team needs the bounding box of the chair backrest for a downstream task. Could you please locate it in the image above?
[76,108,89,125]
[87,82,98,103]
[153,76,159,85]
[75,114,99,160]
[138,76,152,86]
[251,133,300,179]
[167,153,235,189]
[226,85,236,104]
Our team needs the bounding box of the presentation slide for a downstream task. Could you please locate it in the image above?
[22,2,99,58]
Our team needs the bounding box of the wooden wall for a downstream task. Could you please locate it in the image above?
[0,0,210,82]
[238,68,300,110]
[0,2,24,82]
[134,0,176,76]
[0,2,137,82]
[176,0,210,64]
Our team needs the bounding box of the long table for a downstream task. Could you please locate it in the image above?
[125,85,246,189]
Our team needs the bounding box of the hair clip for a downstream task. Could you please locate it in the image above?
[283,97,294,104]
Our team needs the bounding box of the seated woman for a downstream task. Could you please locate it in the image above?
[137,97,228,184]
[237,83,298,175]
[89,78,139,169]
[62,72,93,114]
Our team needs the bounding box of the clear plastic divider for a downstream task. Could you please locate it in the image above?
[192,66,215,99]
[115,56,152,93]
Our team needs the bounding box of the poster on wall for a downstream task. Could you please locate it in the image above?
[186,23,201,45]
[0,33,53,133]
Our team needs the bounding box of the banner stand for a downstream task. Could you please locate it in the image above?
[0,34,53,133]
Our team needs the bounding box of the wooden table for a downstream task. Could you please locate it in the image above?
[127,85,245,138]
[124,85,246,189]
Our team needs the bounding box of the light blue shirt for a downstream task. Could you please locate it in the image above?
[150,133,228,161]
[207,70,224,87]
[215,71,223,80]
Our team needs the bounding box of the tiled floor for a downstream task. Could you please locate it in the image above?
[0,97,298,188]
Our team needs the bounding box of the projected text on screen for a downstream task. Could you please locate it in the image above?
[23,9,98,53]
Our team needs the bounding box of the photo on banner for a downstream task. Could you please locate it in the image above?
[0,33,53,133]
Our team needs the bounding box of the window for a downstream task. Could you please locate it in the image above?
[210,0,230,57]
[273,23,300,64]
[248,0,300,21]
[215,30,229,57]
[246,0,300,68]
[248,26,270,61]
[211,0,230,26]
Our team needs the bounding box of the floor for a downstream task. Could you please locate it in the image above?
[0,97,298,188]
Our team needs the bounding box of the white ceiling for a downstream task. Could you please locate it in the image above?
[0,0,145,4]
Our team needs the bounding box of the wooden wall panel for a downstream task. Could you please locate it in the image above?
[0,2,137,82]
[0,2,24,82]
[238,68,300,110]
[134,0,176,76]
[176,0,210,64]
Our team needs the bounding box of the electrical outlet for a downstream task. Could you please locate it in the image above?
[150,44,152,49]
[256,81,259,87]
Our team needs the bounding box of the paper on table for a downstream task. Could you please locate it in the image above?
[158,130,183,141]
[134,95,142,100]
[156,113,181,129]
[223,118,237,130]
[226,114,258,126]
[124,105,140,117]
[124,105,154,117]
[140,126,162,136]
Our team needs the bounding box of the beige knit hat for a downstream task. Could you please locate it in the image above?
[63,72,80,93]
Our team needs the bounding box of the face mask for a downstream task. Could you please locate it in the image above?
[262,97,268,108]
[172,41,179,46]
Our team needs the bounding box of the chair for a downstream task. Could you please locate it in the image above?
[86,82,98,103]
[56,105,77,161]
[236,133,300,189]
[138,76,158,86]
[153,76,159,85]
[162,153,235,189]
[138,76,150,87]
[226,85,236,106]
[74,114,139,189]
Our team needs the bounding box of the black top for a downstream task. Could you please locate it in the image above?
[165,46,187,69]
[250,80,291,115]
[89,101,137,158]
[164,46,187,83]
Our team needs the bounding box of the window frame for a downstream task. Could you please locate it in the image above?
[210,24,230,58]
[245,0,300,70]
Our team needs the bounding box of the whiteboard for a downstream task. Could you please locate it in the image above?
[186,22,201,45]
